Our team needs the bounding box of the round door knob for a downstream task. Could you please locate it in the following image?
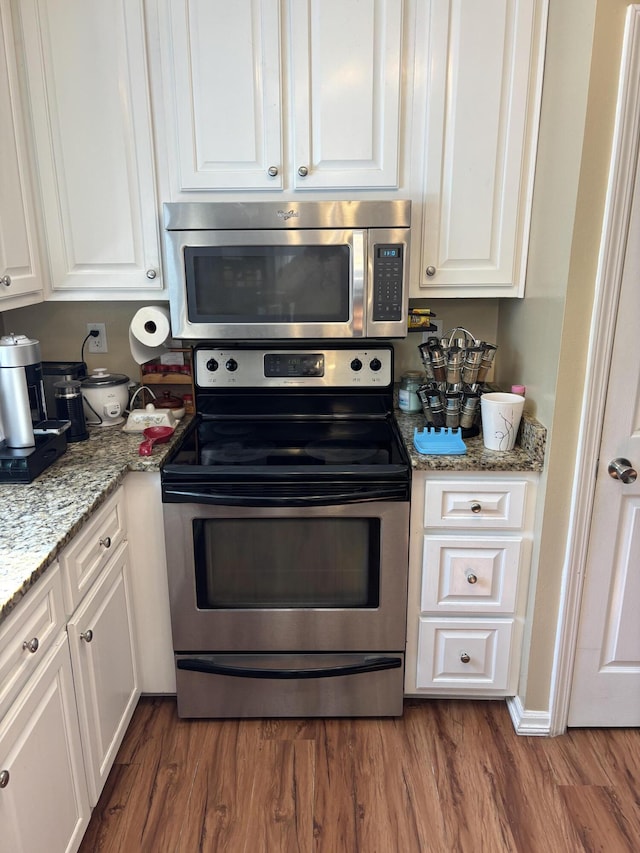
[0,275,11,287]
[267,166,279,177]
[99,536,111,549]
[466,572,478,585]
[470,502,482,513]
[0,770,9,788]
[80,629,94,643]
[297,165,309,177]
[608,458,637,484]
[146,269,157,280]
[426,266,436,277]
[460,652,471,664]
[22,637,39,654]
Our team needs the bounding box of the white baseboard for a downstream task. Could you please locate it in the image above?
[506,695,552,736]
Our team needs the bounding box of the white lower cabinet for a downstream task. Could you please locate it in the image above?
[0,634,90,853]
[405,472,537,697]
[0,487,140,853]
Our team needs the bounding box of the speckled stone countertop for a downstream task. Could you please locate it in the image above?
[395,408,546,472]
[0,416,192,625]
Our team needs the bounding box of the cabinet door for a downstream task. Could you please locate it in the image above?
[158,0,283,192]
[417,0,547,296]
[0,0,45,307]
[67,542,139,805]
[290,0,403,189]
[18,0,162,295]
[0,637,90,853]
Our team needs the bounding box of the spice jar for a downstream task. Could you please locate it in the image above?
[399,371,423,413]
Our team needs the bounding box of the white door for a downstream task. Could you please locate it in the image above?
[568,9,640,726]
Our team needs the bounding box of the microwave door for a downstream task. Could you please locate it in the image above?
[168,229,364,340]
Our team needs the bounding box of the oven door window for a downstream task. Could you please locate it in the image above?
[193,518,380,608]
[185,242,351,325]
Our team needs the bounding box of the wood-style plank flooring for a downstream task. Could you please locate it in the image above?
[79,697,640,853]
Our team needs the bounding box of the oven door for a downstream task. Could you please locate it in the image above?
[165,228,365,339]
[163,501,409,654]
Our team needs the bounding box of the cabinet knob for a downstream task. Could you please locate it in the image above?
[0,770,9,788]
[80,629,94,643]
[470,502,482,514]
[460,652,471,664]
[426,266,436,277]
[99,536,111,549]
[22,637,39,654]
[466,572,478,585]
[146,269,157,280]
[297,165,309,177]
[0,275,11,287]
[267,165,279,177]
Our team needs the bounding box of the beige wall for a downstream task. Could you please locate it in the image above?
[497,0,629,711]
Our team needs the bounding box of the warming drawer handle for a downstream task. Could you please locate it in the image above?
[177,656,402,680]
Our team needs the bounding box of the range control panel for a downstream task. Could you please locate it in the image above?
[195,348,393,389]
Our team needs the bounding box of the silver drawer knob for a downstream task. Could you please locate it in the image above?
[267,165,279,177]
[466,572,478,585]
[460,652,471,664]
[0,769,9,788]
[426,265,436,277]
[0,275,11,287]
[297,165,309,177]
[80,629,94,643]
[470,502,482,514]
[99,536,111,549]
[22,637,39,654]
[146,269,157,280]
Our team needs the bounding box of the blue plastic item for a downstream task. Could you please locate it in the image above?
[413,426,467,455]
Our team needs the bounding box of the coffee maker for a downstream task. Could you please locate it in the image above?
[0,333,68,482]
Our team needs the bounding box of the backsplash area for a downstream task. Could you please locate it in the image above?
[2,297,499,383]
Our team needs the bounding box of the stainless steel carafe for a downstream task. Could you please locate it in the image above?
[0,334,47,448]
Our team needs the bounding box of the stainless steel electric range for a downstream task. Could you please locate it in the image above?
[161,343,411,718]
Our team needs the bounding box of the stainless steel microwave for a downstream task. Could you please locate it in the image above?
[163,200,410,340]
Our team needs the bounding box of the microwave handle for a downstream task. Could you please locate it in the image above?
[177,656,402,680]
[352,229,366,336]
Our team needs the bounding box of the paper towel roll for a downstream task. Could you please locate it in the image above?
[129,306,172,364]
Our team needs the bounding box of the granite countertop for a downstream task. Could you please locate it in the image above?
[0,416,192,624]
[395,408,546,472]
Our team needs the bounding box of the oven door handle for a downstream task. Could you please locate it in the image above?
[163,486,407,506]
[177,656,402,680]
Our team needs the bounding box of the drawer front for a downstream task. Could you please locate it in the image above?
[423,479,527,529]
[416,617,513,691]
[0,564,65,719]
[59,488,126,614]
[421,535,522,614]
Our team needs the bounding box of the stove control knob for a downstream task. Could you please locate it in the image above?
[206,358,219,372]
[369,358,382,372]
[350,358,363,372]
[225,358,238,372]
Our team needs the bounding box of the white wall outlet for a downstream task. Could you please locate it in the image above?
[87,323,108,353]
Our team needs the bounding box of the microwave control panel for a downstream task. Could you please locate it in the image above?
[372,245,403,322]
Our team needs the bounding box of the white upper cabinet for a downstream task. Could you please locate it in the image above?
[152,0,406,196]
[289,0,403,190]
[414,0,547,297]
[0,0,45,309]
[17,0,163,297]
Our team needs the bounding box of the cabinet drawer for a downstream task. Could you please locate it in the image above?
[416,617,513,691]
[421,536,522,614]
[59,487,126,614]
[0,564,65,719]
[423,479,527,529]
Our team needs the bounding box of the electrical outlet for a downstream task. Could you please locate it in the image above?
[87,323,108,353]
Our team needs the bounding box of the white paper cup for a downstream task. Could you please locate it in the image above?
[480,392,525,451]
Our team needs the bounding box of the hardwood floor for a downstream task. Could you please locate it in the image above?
[79,697,640,853]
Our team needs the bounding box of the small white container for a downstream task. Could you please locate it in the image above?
[480,392,525,451]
